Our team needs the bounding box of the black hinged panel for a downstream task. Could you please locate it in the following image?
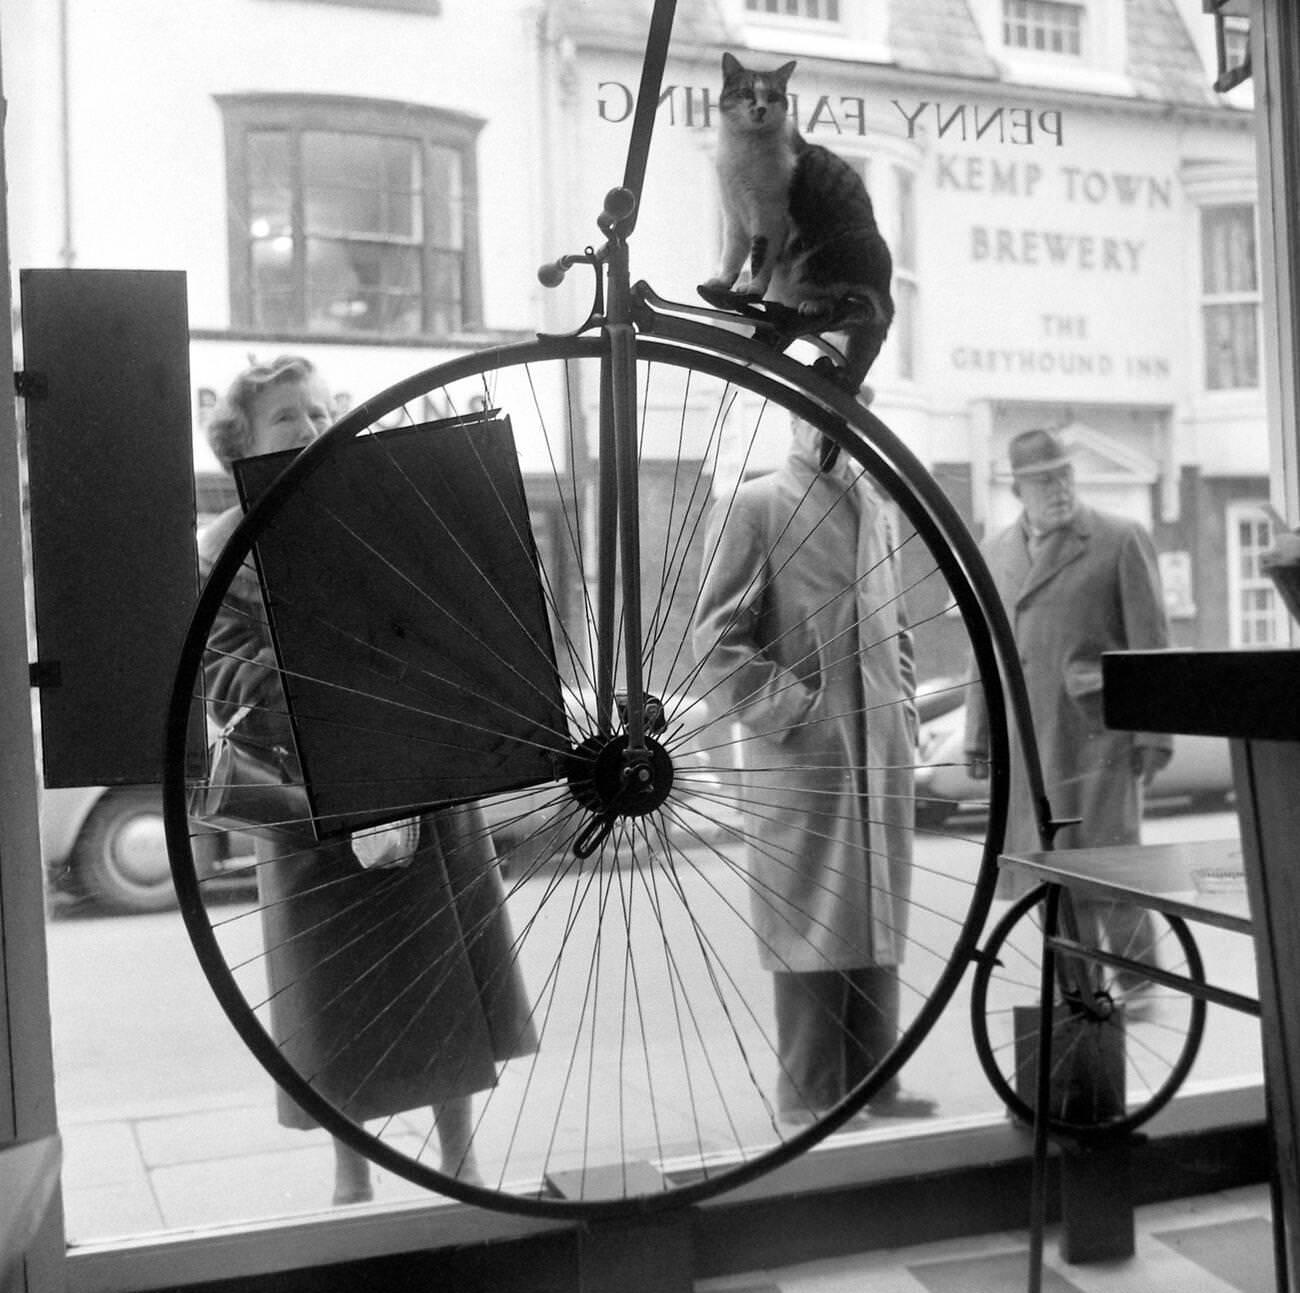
[14,370,48,399]
[22,268,198,786]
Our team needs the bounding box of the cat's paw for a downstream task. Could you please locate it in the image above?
[698,281,741,309]
[797,298,837,322]
[698,282,763,311]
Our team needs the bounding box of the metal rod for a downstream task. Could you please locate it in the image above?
[617,0,678,238]
[1027,883,1061,1293]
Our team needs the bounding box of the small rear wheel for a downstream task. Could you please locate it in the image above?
[970,885,1207,1138]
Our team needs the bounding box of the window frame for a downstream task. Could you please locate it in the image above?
[967,0,1129,85]
[219,94,484,340]
[260,0,441,13]
[891,162,918,383]
[842,154,919,385]
[742,0,843,26]
[1226,500,1292,646]
[1001,0,1085,58]
[1199,201,1263,393]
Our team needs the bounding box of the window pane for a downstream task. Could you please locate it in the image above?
[1229,506,1287,647]
[250,238,296,330]
[302,131,422,241]
[306,238,423,333]
[247,131,293,237]
[1002,0,1082,56]
[1204,303,1260,389]
[894,278,917,381]
[1202,206,1257,294]
[428,248,464,334]
[744,0,837,18]
[427,144,464,250]
[894,166,916,272]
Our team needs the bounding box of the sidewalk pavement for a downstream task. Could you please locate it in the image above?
[57,1040,1004,1246]
[58,1092,393,1241]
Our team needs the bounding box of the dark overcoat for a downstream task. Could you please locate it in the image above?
[965,503,1172,858]
[692,431,916,973]
[198,507,536,1128]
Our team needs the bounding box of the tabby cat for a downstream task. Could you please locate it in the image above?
[701,53,895,393]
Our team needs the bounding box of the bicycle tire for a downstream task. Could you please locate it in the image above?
[969,883,1207,1139]
[163,323,1011,1218]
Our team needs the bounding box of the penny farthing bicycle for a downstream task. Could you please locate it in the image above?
[162,0,1199,1221]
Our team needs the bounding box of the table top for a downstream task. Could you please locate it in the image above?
[998,838,1252,935]
[1103,649,1300,740]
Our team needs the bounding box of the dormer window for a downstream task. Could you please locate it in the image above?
[1003,0,1084,57]
[744,0,841,23]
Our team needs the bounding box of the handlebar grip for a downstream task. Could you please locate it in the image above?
[537,260,569,288]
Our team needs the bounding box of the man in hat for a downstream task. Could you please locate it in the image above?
[965,428,1173,975]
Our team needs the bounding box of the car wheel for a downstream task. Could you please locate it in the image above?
[72,787,176,914]
[1188,790,1234,813]
[915,798,955,829]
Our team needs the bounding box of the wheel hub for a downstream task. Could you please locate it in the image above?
[567,731,675,819]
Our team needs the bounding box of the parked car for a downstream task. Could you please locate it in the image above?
[914,680,1235,827]
[40,783,258,916]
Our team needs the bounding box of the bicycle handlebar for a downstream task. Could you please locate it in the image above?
[600,187,637,229]
[537,188,638,288]
[537,259,571,288]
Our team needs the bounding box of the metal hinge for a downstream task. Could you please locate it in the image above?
[29,660,62,689]
[14,370,49,399]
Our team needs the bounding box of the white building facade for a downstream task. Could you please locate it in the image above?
[1,0,1278,650]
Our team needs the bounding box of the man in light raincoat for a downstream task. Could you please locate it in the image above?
[693,416,935,1125]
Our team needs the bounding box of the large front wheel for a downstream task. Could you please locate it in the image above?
[164,331,1011,1218]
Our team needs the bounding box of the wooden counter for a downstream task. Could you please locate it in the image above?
[1104,647,1300,1291]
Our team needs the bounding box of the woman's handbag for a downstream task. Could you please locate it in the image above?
[188,704,312,832]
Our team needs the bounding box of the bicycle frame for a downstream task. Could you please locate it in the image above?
[530,2,677,853]
[540,0,1063,856]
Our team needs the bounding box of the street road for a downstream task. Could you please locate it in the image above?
[45,810,1256,1133]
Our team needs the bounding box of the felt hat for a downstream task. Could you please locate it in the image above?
[1008,428,1072,477]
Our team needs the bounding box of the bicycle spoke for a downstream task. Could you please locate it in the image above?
[167,332,1009,1217]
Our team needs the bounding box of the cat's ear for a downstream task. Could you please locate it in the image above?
[722,52,744,80]
[772,60,797,90]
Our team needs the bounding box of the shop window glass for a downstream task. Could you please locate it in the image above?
[0,0,1276,1273]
